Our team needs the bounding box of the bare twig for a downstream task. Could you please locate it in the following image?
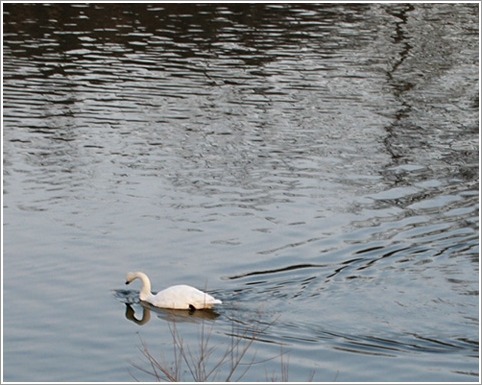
[132,314,316,382]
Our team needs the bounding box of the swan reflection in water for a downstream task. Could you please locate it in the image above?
[123,301,221,325]
[114,289,221,324]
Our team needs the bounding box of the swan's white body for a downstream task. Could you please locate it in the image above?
[125,271,222,310]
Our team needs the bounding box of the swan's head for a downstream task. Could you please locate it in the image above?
[125,271,137,285]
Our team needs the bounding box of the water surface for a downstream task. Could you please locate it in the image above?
[3,3,479,382]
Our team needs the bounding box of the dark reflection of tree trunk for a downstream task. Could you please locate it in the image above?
[383,4,415,162]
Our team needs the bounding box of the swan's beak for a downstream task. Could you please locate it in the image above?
[125,280,130,285]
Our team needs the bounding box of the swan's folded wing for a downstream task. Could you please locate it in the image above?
[150,285,221,310]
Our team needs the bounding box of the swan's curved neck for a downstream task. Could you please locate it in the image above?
[135,272,152,300]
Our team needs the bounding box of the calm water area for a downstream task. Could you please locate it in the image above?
[2,2,479,382]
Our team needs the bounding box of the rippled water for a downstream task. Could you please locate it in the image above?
[3,3,479,382]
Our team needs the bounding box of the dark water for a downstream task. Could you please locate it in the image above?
[3,3,479,382]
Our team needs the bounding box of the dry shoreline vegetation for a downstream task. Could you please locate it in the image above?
[130,314,315,382]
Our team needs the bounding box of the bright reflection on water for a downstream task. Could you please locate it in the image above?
[3,3,479,382]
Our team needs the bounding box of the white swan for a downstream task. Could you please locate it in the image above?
[125,271,222,310]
